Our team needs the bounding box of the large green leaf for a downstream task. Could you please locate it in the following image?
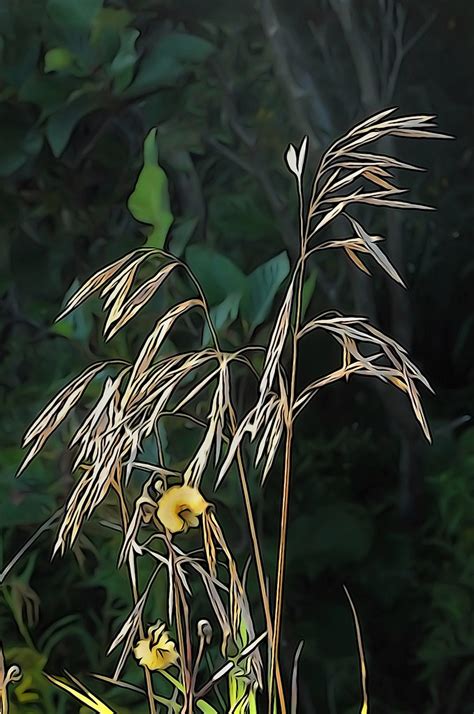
[185,246,246,305]
[46,0,104,72]
[109,27,139,93]
[89,7,134,69]
[185,248,289,336]
[47,0,102,31]
[91,6,132,40]
[46,93,99,157]
[168,216,199,257]
[126,32,215,96]
[240,251,290,332]
[203,292,242,345]
[18,73,77,119]
[128,128,173,248]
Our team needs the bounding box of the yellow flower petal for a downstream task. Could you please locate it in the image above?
[156,485,207,533]
[149,621,166,644]
[134,621,179,671]
[182,513,199,528]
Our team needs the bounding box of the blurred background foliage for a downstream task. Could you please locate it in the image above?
[0,0,473,712]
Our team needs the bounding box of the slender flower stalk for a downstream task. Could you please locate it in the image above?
[115,480,158,714]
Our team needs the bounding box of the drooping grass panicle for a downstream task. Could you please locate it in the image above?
[210,110,447,710]
[8,108,446,714]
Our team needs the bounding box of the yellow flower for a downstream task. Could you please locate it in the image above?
[156,485,207,534]
[133,621,178,671]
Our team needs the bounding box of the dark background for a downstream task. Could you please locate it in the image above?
[0,0,473,712]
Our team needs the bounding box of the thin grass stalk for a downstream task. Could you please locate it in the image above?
[178,581,193,697]
[228,404,287,714]
[114,480,157,714]
[268,180,307,714]
[194,259,287,712]
[173,575,193,714]
[190,625,207,698]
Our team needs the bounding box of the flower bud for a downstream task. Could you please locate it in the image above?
[197,619,213,644]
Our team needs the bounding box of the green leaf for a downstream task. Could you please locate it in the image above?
[19,73,76,119]
[143,127,158,164]
[158,673,218,713]
[126,32,215,97]
[0,111,43,176]
[240,251,290,332]
[203,292,241,345]
[185,246,246,305]
[1,38,40,88]
[91,7,132,36]
[90,7,134,66]
[168,216,199,257]
[46,94,98,157]
[44,47,75,73]
[159,670,183,692]
[128,128,173,248]
[109,27,139,93]
[197,701,220,714]
[47,0,102,31]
